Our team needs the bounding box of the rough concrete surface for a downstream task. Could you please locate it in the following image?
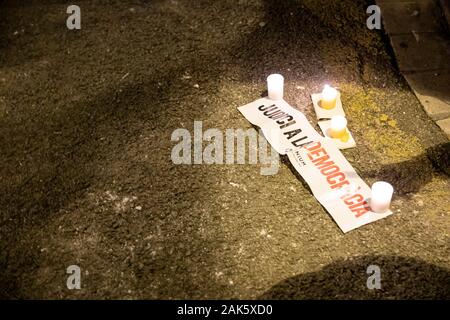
[0,0,449,299]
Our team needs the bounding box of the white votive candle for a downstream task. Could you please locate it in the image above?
[267,74,284,100]
[329,115,347,139]
[320,84,338,109]
[370,181,394,213]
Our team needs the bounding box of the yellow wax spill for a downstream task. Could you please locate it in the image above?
[319,99,336,110]
[339,84,423,163]
[388,119,397,128]
[339,130,350,142]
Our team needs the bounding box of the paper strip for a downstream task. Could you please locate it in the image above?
[238,98,393,233]
[238,98,322,154]
[287,139,392,233]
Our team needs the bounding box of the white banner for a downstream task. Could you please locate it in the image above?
[238,98,393,233]
[287,139,392,233]
[238,98,322,154]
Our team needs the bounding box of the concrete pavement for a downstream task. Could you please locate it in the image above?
[0,0,449,299]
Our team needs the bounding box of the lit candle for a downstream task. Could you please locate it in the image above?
[370,181,394,213]
[267,74,284,100]
[329,115,348,139]
[320,84,338,109]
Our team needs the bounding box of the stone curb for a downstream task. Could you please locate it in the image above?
[376,0,450,139]
[440,0,450,27]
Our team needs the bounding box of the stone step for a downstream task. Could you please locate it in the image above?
[390,33,450,72]
[376,0,450,139]
[404,70,450,121]
[378,0,446,34]
[440,0,450,28]
[436,117,450,138]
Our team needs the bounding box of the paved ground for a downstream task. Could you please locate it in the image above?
[0,0,449,299]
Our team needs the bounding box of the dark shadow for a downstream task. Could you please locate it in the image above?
[439,0,450,34]
[260,255,450,299]
[361,142,449,195]
[0,61,226,298]
[283,142,448,198]
[0,1,73,68]
[427,141,450,175]
[228,0,396,90]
